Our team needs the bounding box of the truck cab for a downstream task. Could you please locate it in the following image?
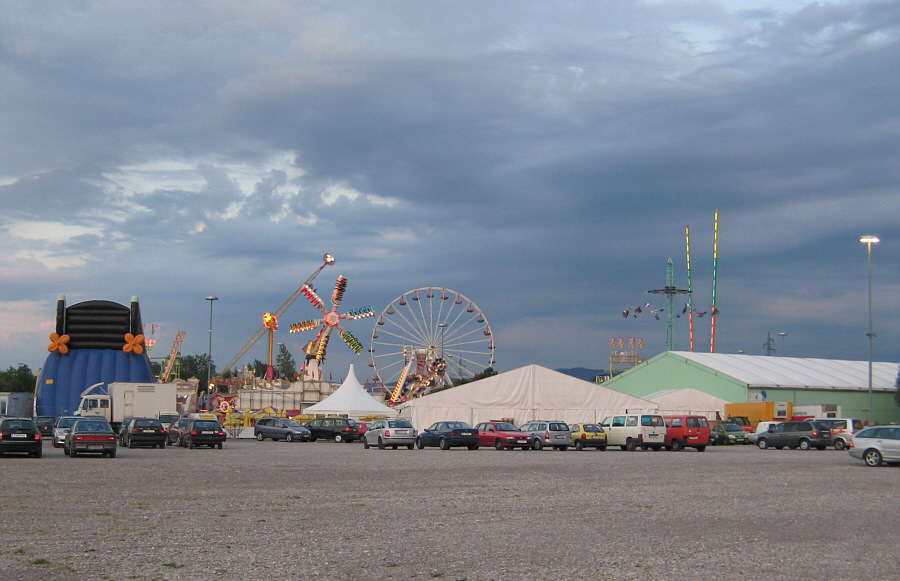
[76,394,112,423]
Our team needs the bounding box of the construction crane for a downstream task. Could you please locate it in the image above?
[159,331,186,383]
[220,253,336,375]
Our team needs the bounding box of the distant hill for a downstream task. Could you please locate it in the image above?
[555,367,605,382]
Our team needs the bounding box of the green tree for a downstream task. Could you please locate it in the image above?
[0,364,37,393]
[276,344,297,379]
[180,354,215,391]
[249,359,268,379]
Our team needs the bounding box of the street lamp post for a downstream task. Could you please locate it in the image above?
[859,235,879,425]
[777,332,788,356]
[205,296,218,395]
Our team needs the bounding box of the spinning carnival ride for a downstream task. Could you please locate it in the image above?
[368,288,495,403]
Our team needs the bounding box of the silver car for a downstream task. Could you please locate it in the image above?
[363,418,417,450]
[519,420,571,451]
[848,425,900,467]
[52,415,82,448]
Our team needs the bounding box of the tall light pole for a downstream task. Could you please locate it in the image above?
[859,235,879,425]
[205,296,218,395]
[777,332,788,356]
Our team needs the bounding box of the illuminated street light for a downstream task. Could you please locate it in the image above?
[859,235,879,425]
[205,296,218,394]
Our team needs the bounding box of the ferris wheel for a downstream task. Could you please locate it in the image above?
[369,288,495,402]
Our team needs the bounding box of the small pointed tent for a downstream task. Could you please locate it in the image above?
[303,364,397,417]
[396,364,658,429]
[644,387,728,420]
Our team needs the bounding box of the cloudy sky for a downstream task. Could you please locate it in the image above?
[2,1,899,384]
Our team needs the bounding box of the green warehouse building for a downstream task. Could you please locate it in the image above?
[602,351,900,424]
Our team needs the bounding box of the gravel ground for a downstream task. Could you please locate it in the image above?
[1,438,897,581]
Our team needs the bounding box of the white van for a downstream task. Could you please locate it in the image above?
[600,413,666,451]
[812,418,864,450]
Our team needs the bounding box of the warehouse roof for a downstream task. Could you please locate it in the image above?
[671,352,898,391]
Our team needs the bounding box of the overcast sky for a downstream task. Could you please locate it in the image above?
[2,1,899,384]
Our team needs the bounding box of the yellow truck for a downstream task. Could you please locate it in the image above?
[724,401,792,431]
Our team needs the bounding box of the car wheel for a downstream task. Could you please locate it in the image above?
[363,438,370,449]
[468,444,479,450]
[671,439,684,452]
[530,438,542,451]
[286,433,294,442]
[256,433,264,441]
[416,438,424,449]
[799,439,811,451]
[407,444,414,450]
[574,440,583,451]
[378,437,386,450]
[864,448,883,467]
[439,438,450,450]
[625,439,637,452]
[69,448,77,457]
[217,443,223,449]
[108,448,116,458]
[334,434,344,443]
[495,439,505,451]
[695,445,706,452]
[558,445,568,451]
[757,439,768,450]
[188,439,195,449]
[598,446,607,452]
[128,439,134,449]
[833,439,846,451]
[32,448,42,458]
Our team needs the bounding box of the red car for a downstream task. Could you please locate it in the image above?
[474,421,533,450]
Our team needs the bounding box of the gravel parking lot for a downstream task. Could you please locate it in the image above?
[1,439,897,581]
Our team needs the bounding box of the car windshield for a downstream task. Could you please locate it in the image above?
[158,413,179,423]
[193,421,220,429]
[582,424,600,432]
[388,420,414,428]
[75,422,110,432]
[284,420,305,428]
[57,417,79,428]
[135,419,162,428]
[493,422,518,431]
[724,424,743,432]
[641,416,664,427]
[2,419,34,430]
[445,422,470,429]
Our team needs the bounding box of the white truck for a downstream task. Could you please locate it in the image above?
[75,382,178,431]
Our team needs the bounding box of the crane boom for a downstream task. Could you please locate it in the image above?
[221,253,336,374]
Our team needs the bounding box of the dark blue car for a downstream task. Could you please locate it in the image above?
[415,421,480,450]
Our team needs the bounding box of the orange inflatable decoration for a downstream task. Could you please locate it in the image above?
[123,333,145,355]
[48,332,71,354]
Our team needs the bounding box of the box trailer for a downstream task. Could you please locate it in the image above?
[724,401,792,429]
[75,382,178,431]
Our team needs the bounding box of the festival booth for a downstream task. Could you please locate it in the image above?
[644,387,728,421]
[302,364,398,418]
[396,364,658,430]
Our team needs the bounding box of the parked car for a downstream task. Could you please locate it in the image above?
[34,416,57,438]
[599,414,666,451]
[64,418,117,458]
[157,412,180,430]
[363,418,417,449]
[812,418,864,450]
[710,423,747,445]
[183,419,226,449]
[52,415,83,448]
[121,417,167,448]
[663,415,709,451]
[848,425,900,467]
[254,417,311,442]
[349,419,367,438]
[0,417,42,458]
[416,421,479,450]
[569,423,607,451]
[118,417,136,445]
[519,420,571,451]
[755,420,832,450]
[474,421,533,450]
[746,421,781,445]
[167,417,192,446]
[304,417,361,443]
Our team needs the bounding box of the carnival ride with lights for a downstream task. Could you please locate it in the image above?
[368,288,495,404]
[288,274,374,381]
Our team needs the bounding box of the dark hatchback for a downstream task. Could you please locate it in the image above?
[184,419,226,449]
[756,420,833,451]
[416,421,480,450]
[304,417,360,443]
[121,418,167,448]
[254,417,311,442]
[34,416,57,438]
[0,417,42,458]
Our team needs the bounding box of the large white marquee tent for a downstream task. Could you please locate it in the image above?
[396,364,657,428]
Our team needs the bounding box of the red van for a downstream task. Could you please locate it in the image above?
[663,415,710,451]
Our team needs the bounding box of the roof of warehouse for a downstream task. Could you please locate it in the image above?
[670,352,899,391]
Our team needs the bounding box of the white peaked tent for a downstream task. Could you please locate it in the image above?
[644,387,728,420]
[304,364,398,417]
[396,364,658,429]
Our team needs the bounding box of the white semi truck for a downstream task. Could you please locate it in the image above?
[75,382,178,431]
